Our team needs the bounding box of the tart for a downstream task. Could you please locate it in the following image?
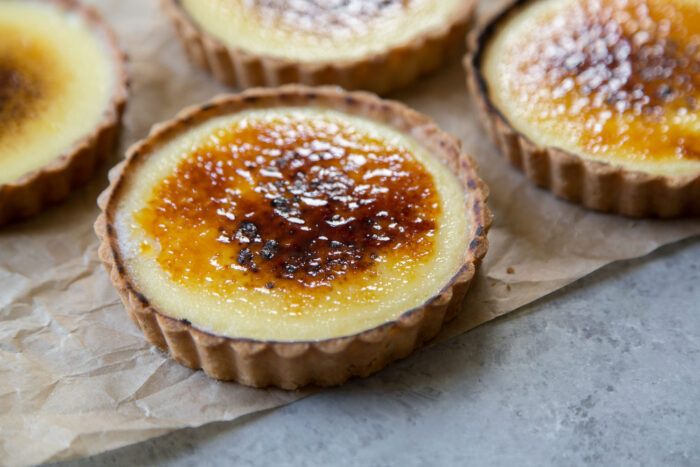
[467,0,700,217]
[95,86,491,388]
[0,0,127,225]
[161,0,476,94]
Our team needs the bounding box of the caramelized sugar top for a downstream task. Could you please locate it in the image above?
[136,115,440,293]
[501,0,700,161]
[0,24,59,138]
[244,0,411,38]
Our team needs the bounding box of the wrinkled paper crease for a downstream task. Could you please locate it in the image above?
[1,1,698,465]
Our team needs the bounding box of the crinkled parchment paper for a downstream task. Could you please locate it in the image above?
[1,0,699,465]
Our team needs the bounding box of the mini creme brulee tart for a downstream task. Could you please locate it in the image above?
[95,86,491,388]
[467,0,700,217]
[0,0,127,225]
[161,0,476,94]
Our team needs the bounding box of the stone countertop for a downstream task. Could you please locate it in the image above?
[53,237,699,467]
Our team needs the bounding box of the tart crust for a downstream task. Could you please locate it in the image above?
[161,0,476,95]
[95,85,491,389]
[0,0,128,226]
[465,0,700,218]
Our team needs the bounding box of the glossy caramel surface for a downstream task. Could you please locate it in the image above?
[115,108,470,340]
[136,115,439,293]
[484,0,700,171]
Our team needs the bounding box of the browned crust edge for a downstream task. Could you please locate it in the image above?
[160,0,476,95]
[0,0,129,226]
[464,0,700,218]
[94,85,492,389]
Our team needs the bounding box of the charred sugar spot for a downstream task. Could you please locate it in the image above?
[261,240,279,259]
[271,197,290,211]
[237,247,253,265]
[237,221,258,239]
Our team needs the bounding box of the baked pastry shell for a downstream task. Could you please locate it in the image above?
[0,0,128,226]
[465,0,700,218]
[95,85,492,389]
[161,0,477,95]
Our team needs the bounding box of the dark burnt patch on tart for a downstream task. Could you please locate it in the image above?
[135,114,440,290]
[95,86,492,388]
[0,52,50,136]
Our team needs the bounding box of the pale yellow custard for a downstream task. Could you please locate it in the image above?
[482,0,700,177]
[113,108,470,342]
[179,0,466,62]
[0,0,115,185]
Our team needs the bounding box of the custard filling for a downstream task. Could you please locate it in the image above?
[179,0,465,62]
[0,0,115,185]
[114,108,469,341]
[483,0,700,176]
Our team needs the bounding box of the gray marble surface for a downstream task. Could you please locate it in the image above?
[53,237,700,467]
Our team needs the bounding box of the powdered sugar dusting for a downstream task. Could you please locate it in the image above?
[244,0,411,39]
[500,0,700,161]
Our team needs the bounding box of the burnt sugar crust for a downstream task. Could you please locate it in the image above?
[95,85,491,389]
[466,0,700,218]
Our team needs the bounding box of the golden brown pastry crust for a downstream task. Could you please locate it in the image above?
[0,0,128,226]
[161,0,476,95]
[95,85,491,389]
[465,0,700,218]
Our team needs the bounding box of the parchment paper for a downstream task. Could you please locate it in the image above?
[1,0,699,465]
